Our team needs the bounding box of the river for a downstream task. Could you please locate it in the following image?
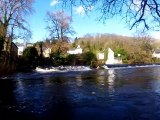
[1,65,160,120]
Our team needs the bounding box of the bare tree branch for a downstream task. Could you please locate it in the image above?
[0,0,34,52]
[0,0,34,39]
[46,11,75,41]
[62,0,160,31]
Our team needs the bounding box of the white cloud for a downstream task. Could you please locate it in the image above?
[50,0,59,6]
[75,6,85,15]
[74,6,94,16]
[152,32,160,39]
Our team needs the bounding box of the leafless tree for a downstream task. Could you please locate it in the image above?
[0,0,34,71]
[62,0,160,31]
[46,10,75,41]
[0,0,34,51]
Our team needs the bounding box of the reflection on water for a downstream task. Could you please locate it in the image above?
[76,75,83,87]
[152,81,160,95]
[150,67,160,95]
[108,69,115,99]
[97,70,106,86]
[1,66,160,119]
[16,80,25,99]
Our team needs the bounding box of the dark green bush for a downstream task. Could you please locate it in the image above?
[23,47,38,68]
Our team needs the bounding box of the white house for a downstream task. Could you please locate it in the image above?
[16,42,33,56]
[26,43,33,47]
[17,44,25,56]
[97,52,105,60]
[106,48,115,64]
[105,48,122,64]
[152,49,160,58]
[43,48,51,58]
[67,45,82,54]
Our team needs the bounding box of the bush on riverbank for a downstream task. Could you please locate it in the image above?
[22,47,38,69]
[50,52,98,68]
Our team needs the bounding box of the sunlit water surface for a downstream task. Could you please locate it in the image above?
[1,66,160,120]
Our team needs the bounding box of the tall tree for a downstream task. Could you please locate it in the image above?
[0,0,34,52]
[46,11,74,57]
[46,10,75,41]
[62,0,160,31]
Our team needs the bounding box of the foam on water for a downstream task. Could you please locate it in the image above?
[103,64,160,70]
[35,66,91,73]
[35,67,59,73]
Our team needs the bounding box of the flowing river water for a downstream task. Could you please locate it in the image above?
[1,65,160,120]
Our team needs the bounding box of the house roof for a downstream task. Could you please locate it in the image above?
[16,44,25,47]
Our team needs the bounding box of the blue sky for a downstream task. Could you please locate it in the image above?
[25,0,160,43]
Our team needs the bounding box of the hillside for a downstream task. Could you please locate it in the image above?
[73,34,159,64]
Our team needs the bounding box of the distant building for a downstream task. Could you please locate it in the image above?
[1,37,18,59]
[152,49,160,58]
[1,40,18,60]
[97,52,104,60]
[106,48,115,64]
[0,40,18,72]
[16,42,33,56]
[11,42,18,60]
[105,48,122,64]
[43,48,51,58]
[26,43,33,47]
[67,45,82,54]
[17,44,25,56]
